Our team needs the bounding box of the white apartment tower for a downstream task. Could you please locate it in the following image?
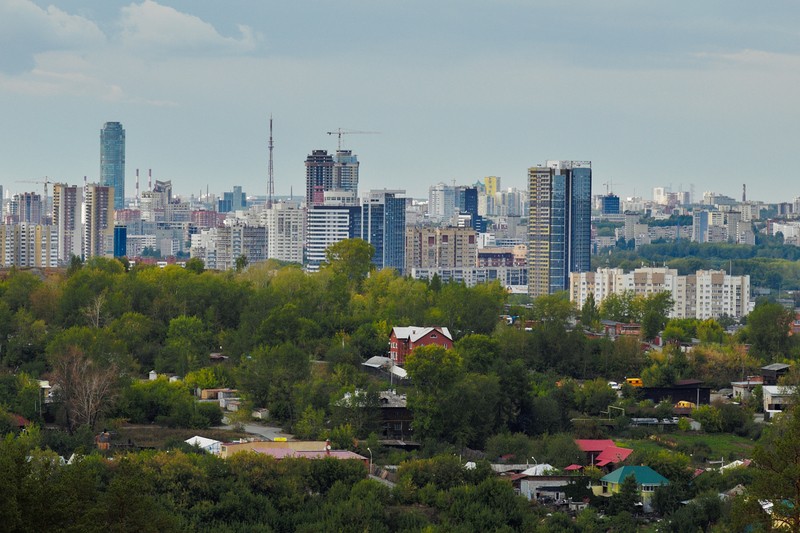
[266,201,305,264]
[570,267,751,320]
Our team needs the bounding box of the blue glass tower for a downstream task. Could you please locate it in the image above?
[528,161,592,297]
[361,190,406,273]
[601,193,620,215]
[100,122,125,210]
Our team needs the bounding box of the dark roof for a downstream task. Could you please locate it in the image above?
[762,363,790,372]
[675,379,704,387]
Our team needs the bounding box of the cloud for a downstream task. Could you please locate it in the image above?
[0,0,106,73]
[118,0,257,54]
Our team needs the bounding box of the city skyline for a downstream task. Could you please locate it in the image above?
[2,1,800,202]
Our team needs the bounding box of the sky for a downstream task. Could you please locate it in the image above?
[2,0,800,203]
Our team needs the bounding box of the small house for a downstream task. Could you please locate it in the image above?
[597,465,669,512]
[389,326,453,365]
[763,385,797,420]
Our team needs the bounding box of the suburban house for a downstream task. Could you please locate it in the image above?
[763,385,797,420]
[219,439,368,469]
[600,320,642,338]
[575,439,632,470]
[378,390,414,443]
[597,465,669,511]
[389,326,453,365]
[184,435,222,455]
[761,363,791,385]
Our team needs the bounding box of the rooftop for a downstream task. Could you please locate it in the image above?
[601,465,669,486]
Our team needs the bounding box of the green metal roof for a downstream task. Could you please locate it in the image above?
[600,465,669,486]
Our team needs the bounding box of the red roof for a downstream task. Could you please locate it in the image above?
[575,439,615,453]
[594,446,633,467]
[11,414,30,427]
[564,464,584,471]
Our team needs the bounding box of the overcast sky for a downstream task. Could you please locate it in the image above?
[2,0,799,202]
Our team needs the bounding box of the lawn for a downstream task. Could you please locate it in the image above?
[616,431,756,466]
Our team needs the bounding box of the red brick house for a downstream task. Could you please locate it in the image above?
[389,326,453,365]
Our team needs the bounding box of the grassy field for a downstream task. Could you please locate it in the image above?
[112,425,251,449]
[616,431,756,465]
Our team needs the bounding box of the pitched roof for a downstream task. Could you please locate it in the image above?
[392,326,452,343]
[595,446,633,467]
[520,464,556,476]
[575,439,616,453]
[601,465,669,486]
[185,436,221,449]
[762,363,790,372]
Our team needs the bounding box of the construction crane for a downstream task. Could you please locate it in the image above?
[326,128,380,150]
[15,177,55,223]
[15,176,55,201]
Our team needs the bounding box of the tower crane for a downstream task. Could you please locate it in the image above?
[326,129,380,150]
[15,177,55,202]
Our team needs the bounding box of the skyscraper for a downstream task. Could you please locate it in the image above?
[305,150,334,207]
[83,184,115,259]
[528,160,592,297]
[52,183,82,263]
[100,122,125,210]
[361,190,406,273]
[333,150,359,194]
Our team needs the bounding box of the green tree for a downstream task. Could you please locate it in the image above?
[580,292,600,329]
[405,345,464,442]
[237,343,310,422]
[234,254,249,272]
[609,474,641,516]
[751,406,800,531]
[743,301,794,360]
[697,318,725,344]
[321,238,375,290]
[639,291,674,340]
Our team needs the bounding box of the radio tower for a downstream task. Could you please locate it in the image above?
[267,116,274,209]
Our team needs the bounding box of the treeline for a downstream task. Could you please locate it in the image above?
[0,428,543,532]
[0,238,795,450]
[594,239,800,289]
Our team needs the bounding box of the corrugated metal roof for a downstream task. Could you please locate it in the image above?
[601,465,669,486]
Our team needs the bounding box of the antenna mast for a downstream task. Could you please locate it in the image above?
[267,116,274,209]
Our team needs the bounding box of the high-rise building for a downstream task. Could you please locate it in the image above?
[52,183,82,263]
[405,226,477,273]
[305,191,361,271]
[484,176,501,198]
[218,185,247,213]
[528,160,592,297]
[305,150,334,207]
[361,190,406,273]
[0,223,58,268]
[428,183,457,222]
[100,122,125,210]
[83,184,115,258]
[333,150,359,194]
[13,192,43,225]
[601,193,620,215]
[266,201,305,264]
[570,267,750,320]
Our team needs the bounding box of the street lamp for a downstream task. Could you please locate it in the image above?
[367,447,373,474]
